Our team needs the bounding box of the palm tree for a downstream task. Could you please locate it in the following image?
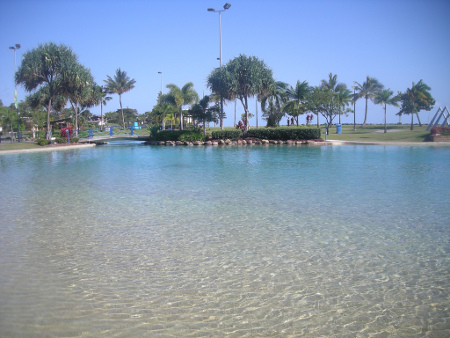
[62,63,95,136]
[321,73,347,93]
[190,95,218,135]
[374,89,400,133]
[398,80,435,130]
[15,42,78,139]
[260,81,289,127]
[283,80,311,126]
[353,76,384,127]
[335,87,353,124]
[104,68,136,129]
[162,82,198,130]
[207,54,275,131]
[93,85,112,131]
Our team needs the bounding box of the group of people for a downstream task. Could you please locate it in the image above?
[287,117,295,126]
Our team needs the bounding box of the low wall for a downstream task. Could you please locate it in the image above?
[430,135,450,142]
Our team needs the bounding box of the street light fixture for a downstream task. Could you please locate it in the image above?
[158,71,163,97]
[207,3,231,129]
[9,44,21,142]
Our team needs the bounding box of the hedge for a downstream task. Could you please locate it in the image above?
[245,127,320,140]
[211,130,242,140]
[150,129,205,142]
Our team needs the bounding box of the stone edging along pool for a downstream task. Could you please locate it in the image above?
[144,138,326,146]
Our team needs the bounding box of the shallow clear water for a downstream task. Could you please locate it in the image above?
[0,143,449,336]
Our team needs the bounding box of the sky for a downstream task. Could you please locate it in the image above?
[1,0,449,127]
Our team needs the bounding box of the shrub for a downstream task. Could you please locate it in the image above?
[150,129,205,142]
[211,130,242,140]
[71,137,79,143]
[37,138,50,146]
[55,137,67,144]
[245,127,321,140]
[61,126,74,138]
[430,126,450,136]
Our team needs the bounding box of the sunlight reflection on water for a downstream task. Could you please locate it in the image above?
[0,144,449,336]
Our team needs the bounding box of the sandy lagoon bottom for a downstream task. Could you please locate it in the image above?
[0,143,449,336]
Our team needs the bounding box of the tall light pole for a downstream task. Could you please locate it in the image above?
[352,86,356,131]
[208,3,231,130]
[9,44,21,141]
[158,71,163,97]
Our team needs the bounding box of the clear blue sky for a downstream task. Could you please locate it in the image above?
[1,0,449,126]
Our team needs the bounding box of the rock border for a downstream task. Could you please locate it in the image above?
[144,138,328,146]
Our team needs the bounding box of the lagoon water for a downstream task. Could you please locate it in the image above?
[0,142,449,336]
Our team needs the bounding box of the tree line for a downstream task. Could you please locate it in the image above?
[2,43,435,140]
[4,42,137,140]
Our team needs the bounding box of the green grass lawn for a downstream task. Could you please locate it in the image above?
[323,124,431,143]
[0,141,41,152]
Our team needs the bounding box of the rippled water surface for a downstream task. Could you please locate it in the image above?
[0,143,449,337]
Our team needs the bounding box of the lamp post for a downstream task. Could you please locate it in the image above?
[158,71,163,97]
[9,44,21,142]
[352,86,356,131]
[208,3,231,130]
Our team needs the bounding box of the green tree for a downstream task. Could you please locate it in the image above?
[334,87,353,124]
[306,86,352,130]
[104,68,136,129]
[320,73,347,92]
[283,80,311,126]
[161,83,198,131]
[190,95,218,135]
[320,73,349,124]
[149,103,178,130]
[15,42,78,139]
[374,89,400,133]
[93,85,112,131]
[260,81,288,127]
[62,63,95,135]
[207,54,275,131]
[398,80,435,130]
[25,85,68,127]
[353,76,384,127]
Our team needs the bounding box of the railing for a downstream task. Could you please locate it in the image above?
[78,126,148,140]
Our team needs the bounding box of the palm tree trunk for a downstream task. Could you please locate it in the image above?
[72,103,78,137]
[100,101,103,132]
[410,113,414,130]
[362,97,368,127]
[46,100,52,140]
[119,95,125,129]
[416,113,422,126]
[384,104,387,133]
[179,107,183,131]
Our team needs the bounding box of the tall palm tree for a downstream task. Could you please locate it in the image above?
[163,82,198,130]
[334,87,353,124]
[283,80,311,126]
[104,68,136,129]
[398,80,435,130]
[353,76,384,127]
[374,89,400,133]
[93,85,112,131]
[320,73,347,93]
